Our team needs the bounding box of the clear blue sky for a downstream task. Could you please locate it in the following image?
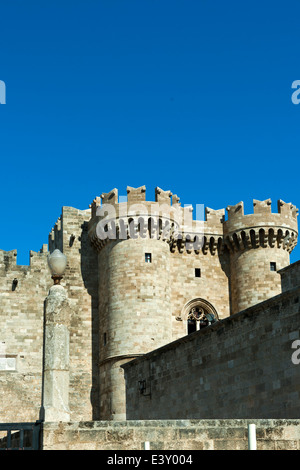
[1,0,300,264]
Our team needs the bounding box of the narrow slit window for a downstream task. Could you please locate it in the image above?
[270,262,276,272]
[195,268,201,278]
[103,333,107,346]
[145,253,152,263]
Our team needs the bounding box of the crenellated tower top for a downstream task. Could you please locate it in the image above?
[88,186,182,252]
[87,187,298,257]
[224,198,298,254]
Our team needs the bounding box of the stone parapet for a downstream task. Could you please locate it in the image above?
[88,190,298,256]
[224,199,298,254]
[41,419,300,450]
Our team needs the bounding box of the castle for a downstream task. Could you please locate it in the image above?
[1,185,300,450]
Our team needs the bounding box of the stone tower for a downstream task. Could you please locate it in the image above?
[88,186,180,419]
[223,199,298,314]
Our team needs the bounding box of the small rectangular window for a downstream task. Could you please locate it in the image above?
[270,262,276,272]
[103,333,107,346]
[195,268,201,278]
[145,253,152,263]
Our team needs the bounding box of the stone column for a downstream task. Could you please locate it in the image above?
[42,284,71,422]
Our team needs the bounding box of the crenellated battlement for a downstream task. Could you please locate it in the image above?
[0,249,18,269]
[88,188,298,256]
[88,186,225,253]
[88,186,182,252]
[49,216,63,252]
[225,198,298,228]
[224,198,298,254]
[0,246,49,270]
[48,207,91,254]
[0,247,50,297]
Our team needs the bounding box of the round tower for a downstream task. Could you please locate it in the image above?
[224,198,298,315]
[88,186,178,419]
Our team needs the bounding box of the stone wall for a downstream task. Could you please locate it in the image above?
[123,283,300,420]
[280,261,300,293]
[41,419,300,450]
[0,248,50,422]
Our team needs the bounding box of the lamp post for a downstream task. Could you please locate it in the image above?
[47,249,67,285]
[42,249,70,422]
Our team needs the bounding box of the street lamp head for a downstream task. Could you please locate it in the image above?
[47,249,67,284]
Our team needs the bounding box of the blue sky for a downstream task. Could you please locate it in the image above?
[0,0,300,264]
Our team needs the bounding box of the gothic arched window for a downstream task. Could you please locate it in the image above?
[183,298,219,335]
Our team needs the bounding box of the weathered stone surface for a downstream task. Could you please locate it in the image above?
[41,419,300,450]
[43,284,71,422]
[45,285,71,326]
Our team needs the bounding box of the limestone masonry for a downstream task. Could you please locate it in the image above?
[1,185,300,450]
